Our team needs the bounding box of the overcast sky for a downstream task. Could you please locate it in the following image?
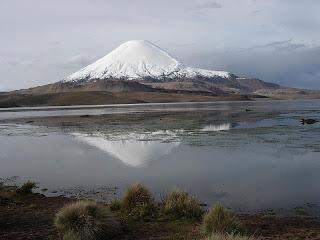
[0,0,319,91]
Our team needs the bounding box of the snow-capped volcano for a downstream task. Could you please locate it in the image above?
[3,39,310,107]
[65,40,230,82]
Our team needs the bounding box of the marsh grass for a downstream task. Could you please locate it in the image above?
[128,202,159,221]
[293,207,309,216]
[0,179,36,197]
[203,204,242,235]
[55,201,122,240]
[261,209,276,216]
[162,190,204,220]
[109,199,122,212]
[16,181,36,194]
[122,183,153,210]
[108,184,158,221]
[206,233,258,240]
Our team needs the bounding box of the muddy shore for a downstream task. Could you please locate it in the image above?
[1,194,320,240]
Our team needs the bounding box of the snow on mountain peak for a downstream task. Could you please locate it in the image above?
[65,40,230,82]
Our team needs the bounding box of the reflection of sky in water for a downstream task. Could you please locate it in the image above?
[0,100,320,214]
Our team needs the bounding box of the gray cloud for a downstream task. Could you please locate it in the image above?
[0,56,41,69]
[62,55,94,68]
[183,44,320,89]
[186,1,223,10]
[238,39,307,53]
[0,57,18,67]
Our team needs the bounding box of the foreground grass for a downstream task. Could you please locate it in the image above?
[206,233,258,240]
[55,201,122,240]
[2,181,320,240]
[53,184,253,240]
[163,190,204,220]
[203,204,242,235]
[0,178,37,198]
[15,181,37,194]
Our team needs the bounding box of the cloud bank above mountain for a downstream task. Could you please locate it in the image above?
[0,0,319,91]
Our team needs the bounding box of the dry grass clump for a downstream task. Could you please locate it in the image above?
[16,180,36,194]
[54,201,122,240]
[0,179,36,199]
[109,199,122,212]
[122,183,153,210]
[203,204,242,235]
[127,202,158,220]
[121,183,157,220]
[163,190,204,220]
[206,233,258,240]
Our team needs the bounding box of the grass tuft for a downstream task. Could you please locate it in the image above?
[16,181,36,194]
[109,199,122,212]
[121,183,157,220]
[54,201,122,240]
[127,202,158,221]
[122,183,153,210]
[206,233,258,240]
[293,207,309,216]
[163,190,204,220]
[203,204,242,235]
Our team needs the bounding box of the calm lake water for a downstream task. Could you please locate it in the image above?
[1,100,320,215]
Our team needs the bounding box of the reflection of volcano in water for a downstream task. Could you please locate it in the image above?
[74,133,180,168]
[201,123,231,132]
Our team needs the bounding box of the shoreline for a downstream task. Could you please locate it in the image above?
[1,97,320,112]
[0,91,253,109]
[1,99,319,123]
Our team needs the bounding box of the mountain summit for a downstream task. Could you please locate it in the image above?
[65,40,230,82]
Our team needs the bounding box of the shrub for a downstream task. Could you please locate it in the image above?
[16,181,36,194]
[203,204,242,235]
[122,183,153,211]
[163,190,204,220]
[54,201,122,240]
[206,233,258,240]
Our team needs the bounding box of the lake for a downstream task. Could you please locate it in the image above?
[0,100,320,215]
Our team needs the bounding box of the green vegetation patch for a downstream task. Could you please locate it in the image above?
[292,206,309,216]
